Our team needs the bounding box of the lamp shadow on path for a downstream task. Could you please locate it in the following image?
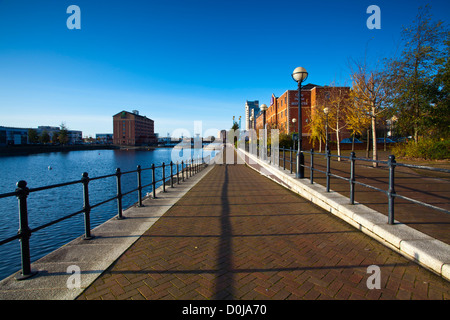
[213,148,235,299]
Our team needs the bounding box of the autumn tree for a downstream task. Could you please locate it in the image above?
[347,89,371,152]
[306,106,326,152]
[349,59,388,167]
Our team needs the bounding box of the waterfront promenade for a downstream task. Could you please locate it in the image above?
[77,148,450,300]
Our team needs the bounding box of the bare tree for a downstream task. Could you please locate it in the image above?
[349,59,388,167]
[325,84,351,161]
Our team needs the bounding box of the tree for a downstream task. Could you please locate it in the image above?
[28,129,39,144]
[39,130,50,144]
[307,102,326,152]
[428,30,450,138]
[349,59,388,167]
[231,121,239,131]
[347,89,371,152]
[384,5,447,142]
[325,85,351,160]
[58,122,69,145]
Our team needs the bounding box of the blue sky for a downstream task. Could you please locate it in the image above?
[0,0,448,138]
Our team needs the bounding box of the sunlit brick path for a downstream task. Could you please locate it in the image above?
[77,158,450,300]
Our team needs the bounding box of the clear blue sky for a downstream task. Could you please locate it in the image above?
[0,0,448,138]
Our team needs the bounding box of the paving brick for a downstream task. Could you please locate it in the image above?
[76,151,450,300]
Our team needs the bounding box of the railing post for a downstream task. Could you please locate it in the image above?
[15,180,37,280]
[388,155,396,225]
[350,152,356,205]
[290,148,293,174]
[181,160,185,181]
[81,172,94,239]
[326,149,331,192]
[162,162,166,192]
[170,161,174,188]
[310,149,314,184]
[116,168,124,219]
[177,161,180,184]
[137,165,143,207]
[152,163,157,198]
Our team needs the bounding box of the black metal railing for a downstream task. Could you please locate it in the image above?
[245,145,449,225]
[0,155,211,280]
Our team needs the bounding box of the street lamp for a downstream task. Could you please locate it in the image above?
[292,118,297,150]
[260,104,268,160]
[292,66,308,178]
[324,107,329,152]
[261,104,268,127]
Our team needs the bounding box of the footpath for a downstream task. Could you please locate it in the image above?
[76,147,449,300]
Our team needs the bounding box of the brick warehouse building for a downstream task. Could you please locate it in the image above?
[113,110,157,146]
[255,84,351,148]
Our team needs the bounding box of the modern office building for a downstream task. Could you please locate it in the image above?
[244,100,260,131]
[0,126,29,146]
[113,110,157,146]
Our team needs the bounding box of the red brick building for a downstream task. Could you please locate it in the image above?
[255,84,351,145]
[113,110,157,146]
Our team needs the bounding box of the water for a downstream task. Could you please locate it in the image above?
[0,146,218,281]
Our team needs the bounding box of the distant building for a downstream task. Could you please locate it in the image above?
[37,126,82,144]
[96,133,113,144]
[112,110,157,146]
[245,100,260,131]
[0,126,29,146]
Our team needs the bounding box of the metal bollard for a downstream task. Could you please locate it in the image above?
[350,152,356,205]
[388,155,396,225]
[151,163,156,198]
[82,172,94,238]
[177,161,180,184]
[326,149,331,192]
[162,162,166,192]
[116,168,124,219]
[137,165,143,207]
[310,149,314,184]
[181,161,184,181]
[170,161,174,188]
[290,148,293,174]
[283,147,286,170]
[15,180,37,280]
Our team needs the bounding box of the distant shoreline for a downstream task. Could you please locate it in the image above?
[0,144,123,156]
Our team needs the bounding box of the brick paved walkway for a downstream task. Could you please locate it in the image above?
[77,156,450,300]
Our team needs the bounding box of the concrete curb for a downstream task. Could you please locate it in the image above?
[237,148,450,282]
[0,160,218,300]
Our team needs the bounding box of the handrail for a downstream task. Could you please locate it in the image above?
[254,146,449,225]
[0,154,212,280]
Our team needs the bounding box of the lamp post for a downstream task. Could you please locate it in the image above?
[292,67,308,178]
[292,118,297,150]
[260,104,268,160]
[324,107,329,152]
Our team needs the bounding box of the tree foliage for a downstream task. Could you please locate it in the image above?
[384,5,448,141]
